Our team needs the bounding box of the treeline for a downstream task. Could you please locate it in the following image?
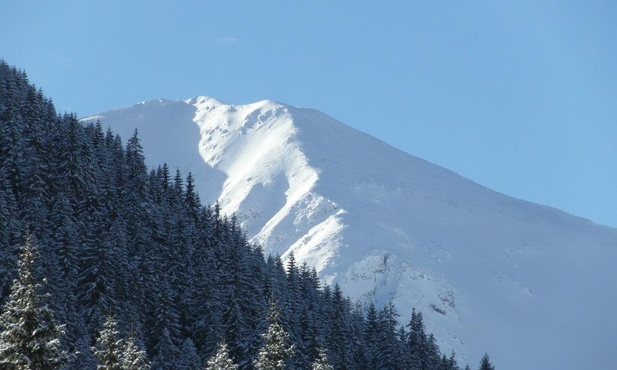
[0,61,494,369]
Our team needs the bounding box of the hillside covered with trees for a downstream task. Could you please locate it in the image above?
[0,61,494,369]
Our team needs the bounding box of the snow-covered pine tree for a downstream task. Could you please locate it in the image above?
[407,308,430,370]
[254,300,295,370]
[0,171,20,299]
[206,341,238,370]
[0,235,68,370]
[363,302,380,368]
[376,301,401,369]
[478,353,495,370]
[67,334,98,370]
[311,347,333,370]
[426,333,442,370]
[221,297,248,364]
[93,315,124,370]
[122,328,150,370]
[447,350,461,370]
[151,327,180,370]
[177,337,202,370]
[324,284,352,369]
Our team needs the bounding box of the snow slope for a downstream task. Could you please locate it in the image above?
[83,97,617,370]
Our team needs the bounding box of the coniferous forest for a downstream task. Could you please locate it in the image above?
[0,61,495,369]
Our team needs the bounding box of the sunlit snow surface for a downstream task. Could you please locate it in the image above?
[83,98,617,370]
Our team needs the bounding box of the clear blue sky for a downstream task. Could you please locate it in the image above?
[2,1,616,227]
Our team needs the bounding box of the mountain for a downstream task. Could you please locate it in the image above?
[6,61,453,369]
[84,97,617,370]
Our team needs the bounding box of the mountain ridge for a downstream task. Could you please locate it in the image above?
[84,96,617,370]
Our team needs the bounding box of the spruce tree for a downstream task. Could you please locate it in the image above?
[363,303,380,369]
[376,301,401,369]
[0,170,20,298]
[177,338,202,370]
[325,284,352,369]
[478,353,495,370]
[206,341,238,370]
[311,347,333,370]
[93,315,124,370]
[122,328,150,370]
[447,350,460,370]
[0,235,68,370]
[254,300,294,370]
[407,308,428,370]
[151,328,179,370]
[426,333,442,370]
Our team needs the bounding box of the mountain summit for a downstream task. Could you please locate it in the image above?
[84,97,617,370]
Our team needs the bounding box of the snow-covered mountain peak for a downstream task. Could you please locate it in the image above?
[187,95,289,114]
[185,95,227,108]
[89,97,617,370]
[136,98,179,107]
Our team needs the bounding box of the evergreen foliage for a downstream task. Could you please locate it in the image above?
[254,301,294,370]
[176,338,201,370]
[0,60,494,370]
[206,341,238,370]
[0,235,68,370]
[311,347,333,370]
[478,353,495,370]
[93,315,124,370]
[122,329,151,370]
